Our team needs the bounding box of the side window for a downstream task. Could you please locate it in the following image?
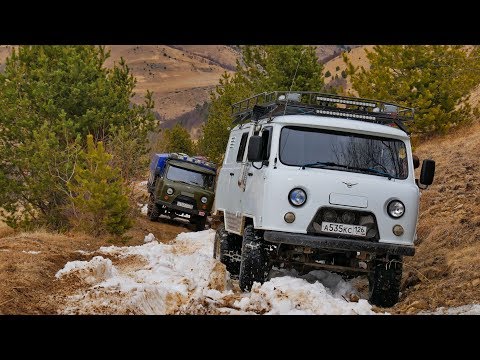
[261,127,272,160]
[236,132,249,162]
[225,133,238,165]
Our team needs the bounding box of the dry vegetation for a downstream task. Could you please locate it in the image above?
[105,45,237,122]
[392,121,480,313]
[323,45,373,94]
[0,216,193,314]
[0,183,193,314]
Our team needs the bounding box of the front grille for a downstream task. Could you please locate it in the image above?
[174,195,197,209]
[307,207,379,241]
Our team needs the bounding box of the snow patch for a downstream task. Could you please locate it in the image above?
[422,304,480,315]
[143,233,156,243]
[75,250,92,255]
[55,256,118,284]
[22,250,41,255]
[57,230,377,315]
[234,276,374,315]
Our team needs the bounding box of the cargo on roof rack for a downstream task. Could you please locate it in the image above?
[231,91,414,133]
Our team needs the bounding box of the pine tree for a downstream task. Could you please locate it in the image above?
[68,135,132,236]
[345,45,480,134]
[198,45,325,163]
[0,46,155,229]
[159,123,195,155]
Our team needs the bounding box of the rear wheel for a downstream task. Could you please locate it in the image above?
[147,194,160,221]
[213,224,242,277]
[368,255,403,307]
[239,225,271,291]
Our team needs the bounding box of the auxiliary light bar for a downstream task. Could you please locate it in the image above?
[315,96,376,108]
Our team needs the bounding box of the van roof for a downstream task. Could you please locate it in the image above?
[169,159,217,175]
[235,114,410,140]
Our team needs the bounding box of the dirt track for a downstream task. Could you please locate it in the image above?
[0,216,191,314]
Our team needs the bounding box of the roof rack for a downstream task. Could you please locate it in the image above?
[231,91,414,133]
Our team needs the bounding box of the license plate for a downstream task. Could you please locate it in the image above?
[198,211,205,216]
[321,222,367,237]
[177,201,193,209]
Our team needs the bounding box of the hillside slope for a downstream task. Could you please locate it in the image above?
[1,45,351,137]
[105,45,236,121]
[392,121,480,313]
[323,45,372,94]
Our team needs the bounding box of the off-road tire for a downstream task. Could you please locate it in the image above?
[147,194,160,221]
[213,224,242,277]
[368,255,403,307]
[193,216,207,231]
[239,225,270,292]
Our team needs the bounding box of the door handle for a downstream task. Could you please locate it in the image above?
[229,172,234,176]
[247,172,253,176]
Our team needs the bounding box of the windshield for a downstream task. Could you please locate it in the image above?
[279,126,408,179]
[166,165,215,190]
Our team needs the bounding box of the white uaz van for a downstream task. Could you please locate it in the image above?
[213,91,435,307]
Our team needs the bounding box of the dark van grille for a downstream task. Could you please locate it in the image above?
[307,207,379,241]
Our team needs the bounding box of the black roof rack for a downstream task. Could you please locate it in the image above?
[231,91,414,133]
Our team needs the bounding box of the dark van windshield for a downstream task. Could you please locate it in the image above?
[166,165,215,189]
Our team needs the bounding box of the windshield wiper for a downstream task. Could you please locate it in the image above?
[300,162,393,179]
[301,161,343,170]
[362,167,393,179]
[174,180,195,186]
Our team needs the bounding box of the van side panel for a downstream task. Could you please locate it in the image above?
[215,126,251,234]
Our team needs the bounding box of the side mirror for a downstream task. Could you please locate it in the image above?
[420,159,435,186]
[247,135,263,162]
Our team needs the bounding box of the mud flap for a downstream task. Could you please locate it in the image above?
[224,211,245,236]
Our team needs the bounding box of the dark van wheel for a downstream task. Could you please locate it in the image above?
[239,225,270,292]
[214,224,242,277]
[147,194,160,221]
[368,255,403,307]
[192,216,207,231]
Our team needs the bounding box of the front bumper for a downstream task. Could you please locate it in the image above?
[263,231,415,256]
[156,200,209,217]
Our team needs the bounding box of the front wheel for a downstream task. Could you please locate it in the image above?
[147,194,160,221]
[368,255,403,307]
[239,225,271,291]
[192,216,207,231]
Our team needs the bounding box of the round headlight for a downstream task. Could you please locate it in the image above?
[201,196,208,204]
[289,188,307,207]
[388,200,405,218]
[166,187,174,195]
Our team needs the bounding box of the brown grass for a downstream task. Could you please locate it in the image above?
[323,45,373,94]
[0,214,191,314]
[392,120,480,313]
